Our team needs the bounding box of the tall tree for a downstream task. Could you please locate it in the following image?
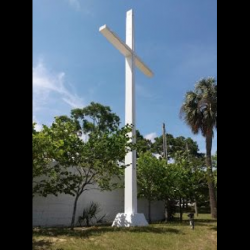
[33,103,133,229]
[68,102,133,228]
[152,133,174,160]
[180,77,217,218]
[172,151,207,221]
[137,152,166,223]
[151,134,203,221]
[152,134,202,160]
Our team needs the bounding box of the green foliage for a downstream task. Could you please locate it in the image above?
[152,133,174,159]
[33,102,134,228]
[136,141,208,221]
[136,130,152,156]
[152,134,203,161]
[137,152,167,222]
[180,77,217,137]
[33,103,133,197]
[137,152,166,201]
[212,151,217,187]
[33,117,85,196]
[71,102,120,134]
[170,152,207,201]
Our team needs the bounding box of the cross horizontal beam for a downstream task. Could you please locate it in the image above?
[99,25,153,78]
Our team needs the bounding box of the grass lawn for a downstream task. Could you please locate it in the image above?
[33,213,217,250]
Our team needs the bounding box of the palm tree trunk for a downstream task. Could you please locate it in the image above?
[206,133,217,219]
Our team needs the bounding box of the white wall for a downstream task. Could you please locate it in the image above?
[33,186,165,227]
[138,199,165,222]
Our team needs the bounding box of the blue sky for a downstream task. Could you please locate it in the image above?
[33,0,217,154]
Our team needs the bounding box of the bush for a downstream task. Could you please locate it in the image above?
[78,202,106,227]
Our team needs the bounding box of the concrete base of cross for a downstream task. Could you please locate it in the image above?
[112,213,148,227]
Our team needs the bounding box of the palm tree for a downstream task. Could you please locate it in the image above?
[180,77,217,218]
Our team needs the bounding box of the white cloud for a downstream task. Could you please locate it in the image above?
[136,84,153,99]
[152,153,161,159]
[34,122,43,131]
[80,133,89,143]
[144,132,157,143]
[66,0,80,11]
[65,0,95,16]
[33,116,43,131]
[33,61,84,112]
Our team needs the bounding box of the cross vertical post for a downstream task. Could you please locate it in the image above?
[99,9,153,227]
[124,9,137,214]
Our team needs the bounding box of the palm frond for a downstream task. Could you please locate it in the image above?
[180,78,217,137]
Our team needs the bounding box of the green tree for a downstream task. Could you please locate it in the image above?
[173,151,207,221]
[71,102,120,134]
[33,123,50,184]
[33,103,133,229]
[180,77,217,218]
[137,152,166,223]
[152,133,174,160]
[33,118,85,197]
[151,134,204,221]
[136,130,152,156]
[152,134,202,160]
[33,121,74,196]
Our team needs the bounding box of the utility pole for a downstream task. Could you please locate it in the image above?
[162,123,167,163]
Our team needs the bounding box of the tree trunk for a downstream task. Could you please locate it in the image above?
[70,193,80,230]
[165,198,170,222]
[194,200,198,217]
[179,197,183,222]
[148,200,152,224]
[206,133,217,219]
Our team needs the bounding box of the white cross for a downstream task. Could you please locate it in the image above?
[99,9,153,227]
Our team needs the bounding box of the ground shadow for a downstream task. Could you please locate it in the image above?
[192,219,217,223]
[210,226,217,231]
[157,218,216,226]
[97,226,180,234]
[33,225,180,240]
[193,220,217,227]
[32,238,53,250]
